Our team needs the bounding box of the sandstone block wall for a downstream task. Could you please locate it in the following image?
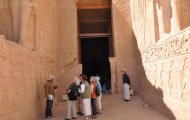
[0,37,56,120]
[139,27,190,119]
[131,0,190,119]
[0,0,57,119]
[57,0,82,100]
[112,0,138,94]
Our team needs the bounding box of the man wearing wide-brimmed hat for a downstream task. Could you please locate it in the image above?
[121,69,131,102]
[44,75,58,119]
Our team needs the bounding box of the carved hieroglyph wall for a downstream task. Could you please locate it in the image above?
[57,0,82,99]
[112,0,138,94]
[0,0,57,119]
[131,0,190,119]
[0,37,56,120]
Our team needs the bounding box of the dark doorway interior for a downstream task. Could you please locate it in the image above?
[81,37,111,88]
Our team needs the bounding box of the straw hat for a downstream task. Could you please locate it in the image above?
[90,76,96,82]
[121,69,126,72]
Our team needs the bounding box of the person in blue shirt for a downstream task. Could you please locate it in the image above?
[95,76,102,115]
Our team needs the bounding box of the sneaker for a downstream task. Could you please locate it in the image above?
[84,118,90,120]
[79,113,84,116]
[65,118,70,120]
[46,116,51,119]
[91,116,97,119]
[72,117,76,119]
[96,112,101,115]
[126,100,130,102]
[123,99,127,101]
[77,112,81,114]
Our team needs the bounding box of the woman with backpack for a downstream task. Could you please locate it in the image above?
[65,77,80,120]
[95,76,102,115]
[90,76,98,119]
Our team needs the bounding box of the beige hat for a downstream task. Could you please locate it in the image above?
[121,69,126,72]
[90,76,96,82]
[47,75,54,80]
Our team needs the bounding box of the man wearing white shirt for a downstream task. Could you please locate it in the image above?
[78,75,91,120]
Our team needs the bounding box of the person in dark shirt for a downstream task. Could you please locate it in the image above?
[65,77,80,120]
[77,74,84,116]
[121,69,131,102]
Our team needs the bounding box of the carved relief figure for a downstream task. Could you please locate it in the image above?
[156,0,171,36]
[168,60,178,99]
[161,62,169,98]
[147,64,155,94]
[175,59,184,101]
[0,0,37,44]
[168,61,174,94]
[181,58,190,103]
[144,0,153,47]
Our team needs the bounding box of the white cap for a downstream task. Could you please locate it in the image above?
[47,75,54,80]
[95,77,100,81]
[74,77,80,85]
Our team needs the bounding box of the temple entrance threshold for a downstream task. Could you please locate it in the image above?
[80,37,111,91]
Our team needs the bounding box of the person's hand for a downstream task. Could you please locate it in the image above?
[54,86,58,89]
[66,89,71,93]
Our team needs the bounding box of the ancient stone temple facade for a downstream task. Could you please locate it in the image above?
[0,0,189,119]
[132,0,190,119]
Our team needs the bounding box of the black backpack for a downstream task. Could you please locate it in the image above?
[126,74,131,85]
[95,85,101,97]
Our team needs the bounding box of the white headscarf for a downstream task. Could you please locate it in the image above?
[74,77,80,85]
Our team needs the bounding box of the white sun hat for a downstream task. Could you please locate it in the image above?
[47,75,54,80]
[95,77,100,81]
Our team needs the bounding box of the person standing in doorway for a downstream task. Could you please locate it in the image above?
[44,75,58,119]
[78,75,91,120]
[121,69,131,102]
[77,74,84,116]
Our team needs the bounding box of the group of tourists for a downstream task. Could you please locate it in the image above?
[43,68,131,120]
[65,74,102,120]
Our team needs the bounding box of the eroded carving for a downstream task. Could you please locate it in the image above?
[142,30,190,62]
[0,0,37,44]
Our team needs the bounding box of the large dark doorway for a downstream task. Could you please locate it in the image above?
[81,37,111,87]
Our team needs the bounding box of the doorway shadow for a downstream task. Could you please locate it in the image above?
[80,37,111,87]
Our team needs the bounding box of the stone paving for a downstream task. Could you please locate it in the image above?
[39,94,170,120]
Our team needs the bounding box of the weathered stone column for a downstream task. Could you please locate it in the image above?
[155,0,171,38]
[109,57,117,94]
[57,0,79,100]
[171,0,181,34]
